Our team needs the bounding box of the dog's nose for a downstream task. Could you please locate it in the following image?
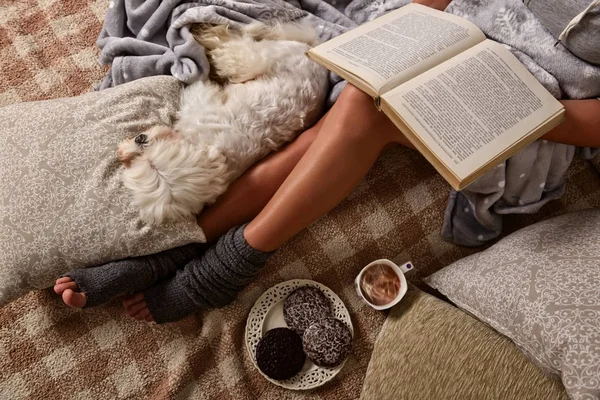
[135,134,148,145]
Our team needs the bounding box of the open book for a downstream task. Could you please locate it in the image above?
[307,3,564,190]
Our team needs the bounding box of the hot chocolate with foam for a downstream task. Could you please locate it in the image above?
[359,263,401,306]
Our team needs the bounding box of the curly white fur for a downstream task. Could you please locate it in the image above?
[118,23,328,225]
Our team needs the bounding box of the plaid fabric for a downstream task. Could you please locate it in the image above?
[0,0,107,106]
[2,1,600,399]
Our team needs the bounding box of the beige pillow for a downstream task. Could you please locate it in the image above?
[362,286,567,400]
[0,76,205,306]
[426,209,600,400]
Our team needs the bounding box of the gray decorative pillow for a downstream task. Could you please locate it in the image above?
[425,209,600,400]
[0,76,205,306]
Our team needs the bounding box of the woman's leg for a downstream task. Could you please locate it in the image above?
[198,115,325,242]
[124,85,411,321]
[55,110,325,310]
[244,84,411,252]
[199,84,412,247]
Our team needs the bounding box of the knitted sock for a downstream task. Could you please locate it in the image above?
[63,244,204,308]
[144,225,272,323]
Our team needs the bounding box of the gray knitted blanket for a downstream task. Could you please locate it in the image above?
[97,0,600,246]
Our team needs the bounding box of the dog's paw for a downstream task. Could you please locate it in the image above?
[209,42,271,83]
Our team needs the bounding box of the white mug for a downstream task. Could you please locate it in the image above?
[354,259,413,310]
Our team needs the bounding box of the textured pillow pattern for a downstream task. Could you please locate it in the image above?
[0,76,205,306]
[426,209,600,400]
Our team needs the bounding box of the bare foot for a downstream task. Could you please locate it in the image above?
[54,277,87,308]
[123,293,154,322]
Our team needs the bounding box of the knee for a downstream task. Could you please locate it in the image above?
[337,83,375,111]
[297,122,320,146]
[332,84,393,145]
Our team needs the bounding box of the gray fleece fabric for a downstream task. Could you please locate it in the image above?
[65,225,271,323]
[95,0,356,106]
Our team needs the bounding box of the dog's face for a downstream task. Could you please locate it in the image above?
[117,126,178,167]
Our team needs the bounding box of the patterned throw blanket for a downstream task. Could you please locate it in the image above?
[1,1,600,399]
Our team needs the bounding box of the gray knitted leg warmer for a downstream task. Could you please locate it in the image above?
[63,244,203,308]
[144,225,272,323]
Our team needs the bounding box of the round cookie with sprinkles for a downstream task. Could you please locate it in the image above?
[256,327,306,380]
[302,317,352,368]
[283,286,332,335]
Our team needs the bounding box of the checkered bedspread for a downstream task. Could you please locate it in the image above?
[2,1,600,399]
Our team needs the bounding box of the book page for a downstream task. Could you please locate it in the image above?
[382,40,563,181]
[308,3,485,94]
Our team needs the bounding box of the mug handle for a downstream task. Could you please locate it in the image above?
[398,261,415,276]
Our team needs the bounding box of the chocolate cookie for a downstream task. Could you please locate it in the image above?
[283,286,332,335]
[302,317,352,368]
[256,327,305,380]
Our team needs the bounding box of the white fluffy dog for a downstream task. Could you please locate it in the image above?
[117,22,328,225]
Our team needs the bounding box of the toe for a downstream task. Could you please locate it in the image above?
[123,293,144,308]
[133,307,150,320]
[145,314,154,322]
[62,289,87,309]
[126,300,147,317]
[54,281,79,294]
[56,276,72,284]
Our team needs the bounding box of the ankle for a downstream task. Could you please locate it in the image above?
[243,222,279,253]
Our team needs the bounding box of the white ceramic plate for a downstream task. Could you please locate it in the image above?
[245,279,354,390]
